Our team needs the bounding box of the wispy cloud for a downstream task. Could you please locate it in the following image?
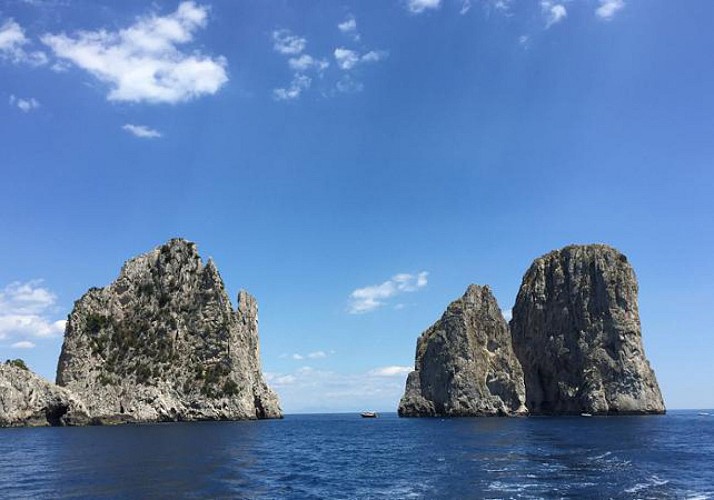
[271,29,327,101]
[337,15,360,41]
[9,94,40,112]
[334,48,388,70]
[122,123,162,138]
[368,365,412,377]
[273,73,311,101]
[11,340,36,349]
[0,280,66,341]
[596,0,625,20]
[541,1,567,28]
[0,18,47,66]
[349,271,428,314]
[287,350,330,361]
[273,17,386,99]
[41,2,227,104]
[490,0,512,12]
[336,75,364,94]
[406,0,441,14]
[272,29,307,55]
[288,54,329,72]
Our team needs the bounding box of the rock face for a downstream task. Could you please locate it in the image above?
[510,244,665,415]
[0,360,90,427]
[56,238,281,423]
[399,285,527,417]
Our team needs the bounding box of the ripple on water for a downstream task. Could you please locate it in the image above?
[0,412,713,498]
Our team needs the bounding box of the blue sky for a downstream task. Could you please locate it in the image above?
[0,0,712,413]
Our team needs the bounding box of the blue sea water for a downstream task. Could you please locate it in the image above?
[1,410,712,499]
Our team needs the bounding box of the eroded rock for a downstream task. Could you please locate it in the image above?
[399,285,527,417]
[0,360,89,427]
[56,238,281,423]
[510,244,665,415]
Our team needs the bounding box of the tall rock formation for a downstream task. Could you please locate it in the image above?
[1,360,90,427]
[56,238,281,423]
[399,285,527,417]
[510,244,665,415]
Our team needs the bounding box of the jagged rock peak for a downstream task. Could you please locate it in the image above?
[56,238,282,423]
[510,244,665,415]
[398,284,527,417]
[0,360,90,427]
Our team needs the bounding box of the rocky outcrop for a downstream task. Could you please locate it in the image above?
[56,238,281,423]
[0,360,90,427]
[510,244,665,415]
[399,285,527,417]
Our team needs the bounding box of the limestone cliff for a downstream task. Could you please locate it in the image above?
[510,244,665,415]
[399,285,527,417]
[56,238,281,422]
[0,360,89,427]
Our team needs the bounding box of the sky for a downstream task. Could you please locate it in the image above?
[0,0,712,413]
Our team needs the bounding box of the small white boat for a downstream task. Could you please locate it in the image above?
[360,411,378,418]
[580,413,593,417]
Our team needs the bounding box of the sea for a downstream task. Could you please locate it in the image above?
[1,410,712,499]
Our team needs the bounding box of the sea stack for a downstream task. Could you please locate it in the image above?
[0,360,90,427]
[510,244,665,415]
[56,238,282,423]
[398,285,527,417]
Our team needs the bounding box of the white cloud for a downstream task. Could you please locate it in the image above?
[122,123,162,138]
[519,35,530,47]
[265,365,411,413]
[0,18,48,66]
[406,0,441,14]
[334,48,359,70]
[338,17,357,34]
[272,29,327,101]
[0,281,66,340]
[272,29,306,55]
[349,271,428,314]
[541,1,567,28]
[492,0,512,11]
[11,340,36,349]
[361,50,388,64]
[41,2,227,104]
[334,47,388,70]
[273,73,311,101]
[460,0,472,14]
[265,372,297,386]
[0,280,56,315]
[337,16,360,41]
[368,365,412,377]
[596,0,625,20]
[288,54,328,72]
[9,94,40,112]
[336,75,364,94]
[288,350,329,361]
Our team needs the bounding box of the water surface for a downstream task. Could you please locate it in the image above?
[1,410,712,498]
